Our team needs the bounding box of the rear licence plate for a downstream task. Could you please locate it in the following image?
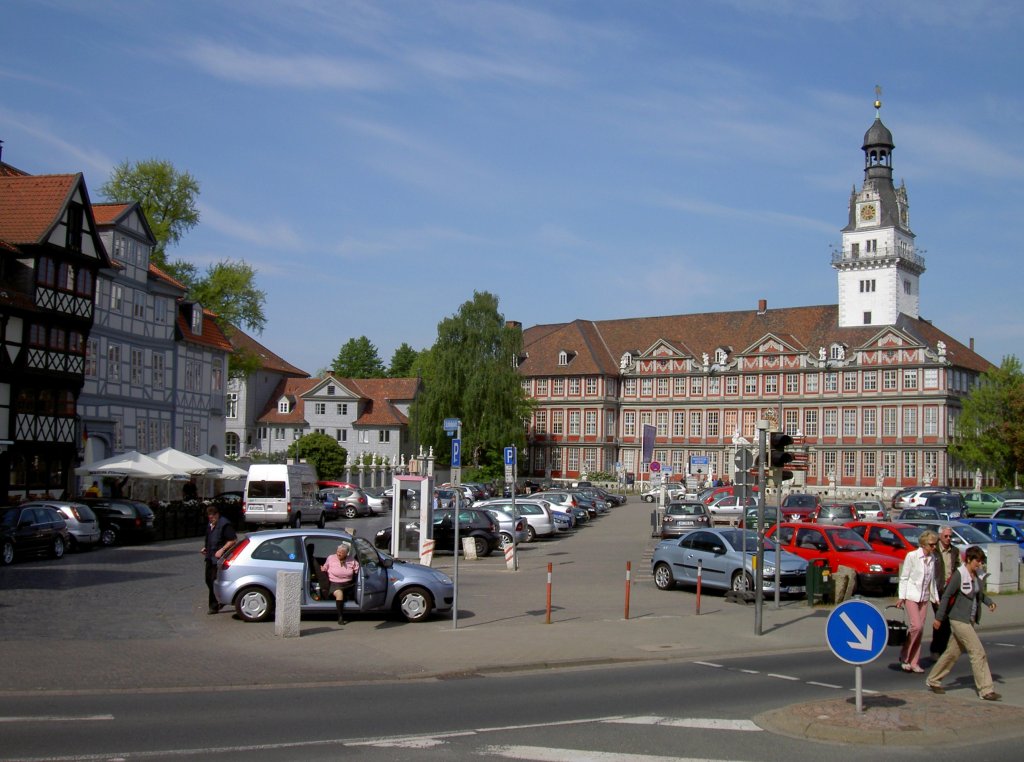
[889,576,898,583]
[788,586,805,594]
[247,504,264,512]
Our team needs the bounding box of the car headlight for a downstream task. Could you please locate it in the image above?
[867,564,883,572]
[432,571,453,585]
[763,565,775,575]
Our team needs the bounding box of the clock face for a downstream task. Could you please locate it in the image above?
[861,203,877,222]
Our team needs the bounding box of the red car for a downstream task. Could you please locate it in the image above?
[843,521,926,560]
[765,522,901,593]
[779,493,820,522]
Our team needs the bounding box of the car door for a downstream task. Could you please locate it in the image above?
[352,536,389,611]
[302,535,353,610]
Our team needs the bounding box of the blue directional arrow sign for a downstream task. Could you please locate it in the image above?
[825,599,888,665]
[451,438,461,468]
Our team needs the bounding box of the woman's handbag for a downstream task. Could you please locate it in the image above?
[886,605,908,647]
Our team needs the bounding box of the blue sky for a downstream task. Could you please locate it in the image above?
[3,1,1022,374]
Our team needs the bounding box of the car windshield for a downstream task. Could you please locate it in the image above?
[785,495,816,507]
[825,527,873,551]
[720,529,777,553]
[953,524,996,544]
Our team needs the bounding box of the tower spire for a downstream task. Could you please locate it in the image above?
[874,84,882,117]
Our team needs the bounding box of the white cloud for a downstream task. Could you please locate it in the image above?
[0,107,112,176]
[199,204,303,250]
[658,195,836,234]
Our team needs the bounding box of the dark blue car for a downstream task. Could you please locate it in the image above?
[960,518,1024,560]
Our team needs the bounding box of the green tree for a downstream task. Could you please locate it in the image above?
[288,433,347,480]
[950,355,1024,486]
[100,158,200,267]
[187,260,267,334]
[410,291,533,479]
[331,336,385,378]
[388,342,420,377]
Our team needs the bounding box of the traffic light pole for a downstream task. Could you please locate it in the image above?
[754,422,768,636]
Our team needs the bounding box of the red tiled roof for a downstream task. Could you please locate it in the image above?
[176,304,234,352]
[334,377,419,427]
[521,304,993,375]
[91,202,131,225]
[148,263,188,292]
[0,173,80,244]
[228,326,308,377]
[256,377,319,424]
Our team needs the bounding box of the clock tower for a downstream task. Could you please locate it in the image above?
[833,93,924,328]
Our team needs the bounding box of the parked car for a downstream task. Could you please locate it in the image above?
[959,518,1024,560]
[893,488,946,512]
[780,493,820,522]
[852,500,888,521]
[20,500,101,550]
[374,508,501,557]
[895,520,996,557]
[996,490,1024,502]
[765,522,901,593]
[591,486,627,506]
[843,521,927,560]
[550,509,573,532]
[215,529,453,623]
[531,491,580,516]
[75,497,157,545]
[480,508,529,548]
[961,491,1004,518]
[698,484,758,506]
[0,505,70,564]
[660,501,714,539]
[642,486,684,503]
[319,487,374,519]
[739,505,782,530]
[707,494,757,522]
[474,498,557,542]
[923,492,966,520]
[652,527,808,595]
[992,506,1024,521]
[811,503,857,526]
[361,486,391,512]
[895,507,942,522]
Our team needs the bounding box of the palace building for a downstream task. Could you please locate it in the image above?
[517,101,993,495]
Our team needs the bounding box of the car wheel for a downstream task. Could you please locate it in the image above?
[344,506,358,519]
[499,532,514,549]
[653,562,675,590]
[643,495,654,503]
[2,540,14,565]
[397,586,433,622]
[316,513,326,529]
[731,570,754,592]
[52,535,65,559]
[235,586,275,622]
[526,525,537,543]
[292,515,302,529]
[473,536,490,557]
[100,526,118,546]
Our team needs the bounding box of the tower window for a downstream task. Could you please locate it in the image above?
[851,242,860,257]
[859,279,876,293]
[864,312,872,324]
[904,280,912,295]
[866,240,877,253]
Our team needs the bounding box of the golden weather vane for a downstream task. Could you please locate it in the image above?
[874,84,882,113]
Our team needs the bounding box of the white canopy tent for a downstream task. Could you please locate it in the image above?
[149,448,223,476]
[197,454,248,479]
[76,450,188,480]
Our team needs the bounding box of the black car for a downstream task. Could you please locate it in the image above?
[374,508,501,557]
[1,505,70,564]
[923,491,966,520]
[75,497,156,545]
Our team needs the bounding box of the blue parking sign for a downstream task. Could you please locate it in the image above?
[451,438,461,468]
[504,446,516,466]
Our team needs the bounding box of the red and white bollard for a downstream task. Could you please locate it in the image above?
[545,562,553,624]
[624,561,632,620]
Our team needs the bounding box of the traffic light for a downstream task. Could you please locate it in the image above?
[769,432,794,482]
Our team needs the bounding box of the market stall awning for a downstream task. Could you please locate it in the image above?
[75,451,188,480]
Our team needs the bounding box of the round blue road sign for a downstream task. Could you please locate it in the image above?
[825,599,887,665]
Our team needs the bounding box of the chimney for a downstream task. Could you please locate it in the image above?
[970,337,975,351]
[757,299,767,314]
[506,320,522,331]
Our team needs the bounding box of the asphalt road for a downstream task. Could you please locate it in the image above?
[3,643,1024,761]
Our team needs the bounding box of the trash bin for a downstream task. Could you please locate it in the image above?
[806,558,834,606]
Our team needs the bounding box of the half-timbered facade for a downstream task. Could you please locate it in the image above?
[518,105,994,494]
[174,303,232,456]
[0,166,113,502]
[78,203,184,463]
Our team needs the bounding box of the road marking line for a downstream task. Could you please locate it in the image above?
[739,669,759,674]
[994,642,1017,647]
[693,661,722,668]
[607,716,761,731]
[807,681,842,688]
[766,673,799,681]
[0,715,114,723]
[481,746,750,761]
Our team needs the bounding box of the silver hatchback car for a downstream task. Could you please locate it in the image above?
[214,529,454,623]
[20,500,101,550]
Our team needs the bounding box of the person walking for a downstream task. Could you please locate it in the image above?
[930,525,958,658]
[201,506,237,614]
[926,546,1000,700]
[321,544,360,625]
[896,529,939,672]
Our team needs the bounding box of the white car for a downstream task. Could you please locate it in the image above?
[853,500,888,521]
[474,498,556,541]
[641,486,685,503]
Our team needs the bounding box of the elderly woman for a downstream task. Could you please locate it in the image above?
[896,529,939,672]
[321,544,360,626]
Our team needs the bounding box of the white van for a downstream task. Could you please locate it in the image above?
[243,463,323,528]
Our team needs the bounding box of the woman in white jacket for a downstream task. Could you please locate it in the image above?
[896,529,940,672]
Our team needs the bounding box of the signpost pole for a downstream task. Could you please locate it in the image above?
[855,666,863,712]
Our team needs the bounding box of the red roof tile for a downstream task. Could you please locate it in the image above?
[256,377,319,424]
[228,326,308,377]
[0,173,80,244]
[176,304,234,353]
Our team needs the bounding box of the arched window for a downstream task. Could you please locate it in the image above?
[225,433,240,458]
[558,351,568,366]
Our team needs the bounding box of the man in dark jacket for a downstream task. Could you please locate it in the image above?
[201,506,237,614]
[929,526,958,657]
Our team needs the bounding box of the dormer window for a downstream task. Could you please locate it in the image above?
[715,348,728,365]
[558,350,569,366]
[278,399,290,414]
[830,343,846,361]
[191,304,203,335]
[327,385,335,396]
